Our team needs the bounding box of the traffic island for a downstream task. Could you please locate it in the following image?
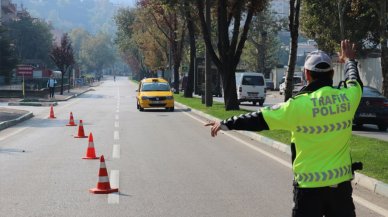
[0,108,34,131]
[8,99,58,107]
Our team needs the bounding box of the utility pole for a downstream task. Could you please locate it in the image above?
[205,0,213,107]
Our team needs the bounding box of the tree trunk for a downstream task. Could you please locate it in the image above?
[195,0,257,110]
[205,0,213,107]
[285,0,300,102]
[380,0,388,97]
[337,0,346,40]
[184,9,195,98]
[221,64,239,110]
[382,47,388,96]
[173,56,180,94]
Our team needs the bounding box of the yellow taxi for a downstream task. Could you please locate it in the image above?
[136,78,174,111]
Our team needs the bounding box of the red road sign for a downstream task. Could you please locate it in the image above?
[17,65,33,75]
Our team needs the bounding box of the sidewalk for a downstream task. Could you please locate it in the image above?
[174,101,388,199]
[0,86,94,131]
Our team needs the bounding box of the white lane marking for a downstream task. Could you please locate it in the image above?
[114,121,119,128]
[181,109,388,216]
[0,127,28,141]
[108,170,120,204]
[115,115,119,120]
[112,144,120,159]
[116,109,119,113]
[114,131,119,140]
[223,131,291,169]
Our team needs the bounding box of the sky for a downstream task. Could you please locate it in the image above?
[110,0,137,7]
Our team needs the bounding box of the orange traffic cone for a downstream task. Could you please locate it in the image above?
[83,133,99,159]
[49,105,56,119]
[89,155,118,194]
[66,112,77,126]
[74,120,88,138]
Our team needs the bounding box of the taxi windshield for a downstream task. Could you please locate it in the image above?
[141,82,171,91]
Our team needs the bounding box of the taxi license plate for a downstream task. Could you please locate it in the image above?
[359,113,376,117]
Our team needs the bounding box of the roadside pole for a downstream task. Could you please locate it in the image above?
[22,74,25,98]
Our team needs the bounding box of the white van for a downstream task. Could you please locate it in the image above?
[235,72,266,106]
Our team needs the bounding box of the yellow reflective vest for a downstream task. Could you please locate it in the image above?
[262,82,362,188]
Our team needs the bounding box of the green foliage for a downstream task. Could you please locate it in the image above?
[80,32,116,73]
[68,28,91,68]
[0,26,18,83]
[7,15,54,66]
[241,8,282,73]
[114,8,147,79]
[301,0,380,55]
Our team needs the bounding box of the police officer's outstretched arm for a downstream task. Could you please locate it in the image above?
[340,40,363,89]
[205,111,270,137]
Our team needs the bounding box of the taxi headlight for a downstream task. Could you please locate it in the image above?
[141,96,149,100]
[165,96,174,100]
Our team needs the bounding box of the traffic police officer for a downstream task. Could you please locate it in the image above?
[205,40,362,217]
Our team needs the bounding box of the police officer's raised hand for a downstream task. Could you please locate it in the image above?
[204,121,222,137]
[339,40,356,63]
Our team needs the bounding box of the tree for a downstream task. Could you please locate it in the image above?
[69,28,91,73]
[284,0,301,101]
[243,7,283,75]
[139,0,187,93]
[366,0,388,97]
[183,1,197,98]
[132,7,169,72]
[114,8,147,80]
[50,33,75,95]
[80,32,116,75]
[0,26,18,84]
[301,0,380,54]
[7,14,54,67]
[301,0,387,97]
[196,0,268,110]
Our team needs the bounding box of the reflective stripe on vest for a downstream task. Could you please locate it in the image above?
[295,165,352,182]
[296,119,352,134]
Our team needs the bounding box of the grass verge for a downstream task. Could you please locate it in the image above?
[174,93,388,183]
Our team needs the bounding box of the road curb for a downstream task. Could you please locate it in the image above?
[1,88,92,130]
[175,101,388,199]
[8,102,58,107]
[0,112,34,131]
[58,88,93,101]
[7,88,92,106]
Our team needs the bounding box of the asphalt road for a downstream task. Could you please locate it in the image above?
[0,77,387,217]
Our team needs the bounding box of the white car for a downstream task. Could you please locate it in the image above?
[279,76,305,95]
